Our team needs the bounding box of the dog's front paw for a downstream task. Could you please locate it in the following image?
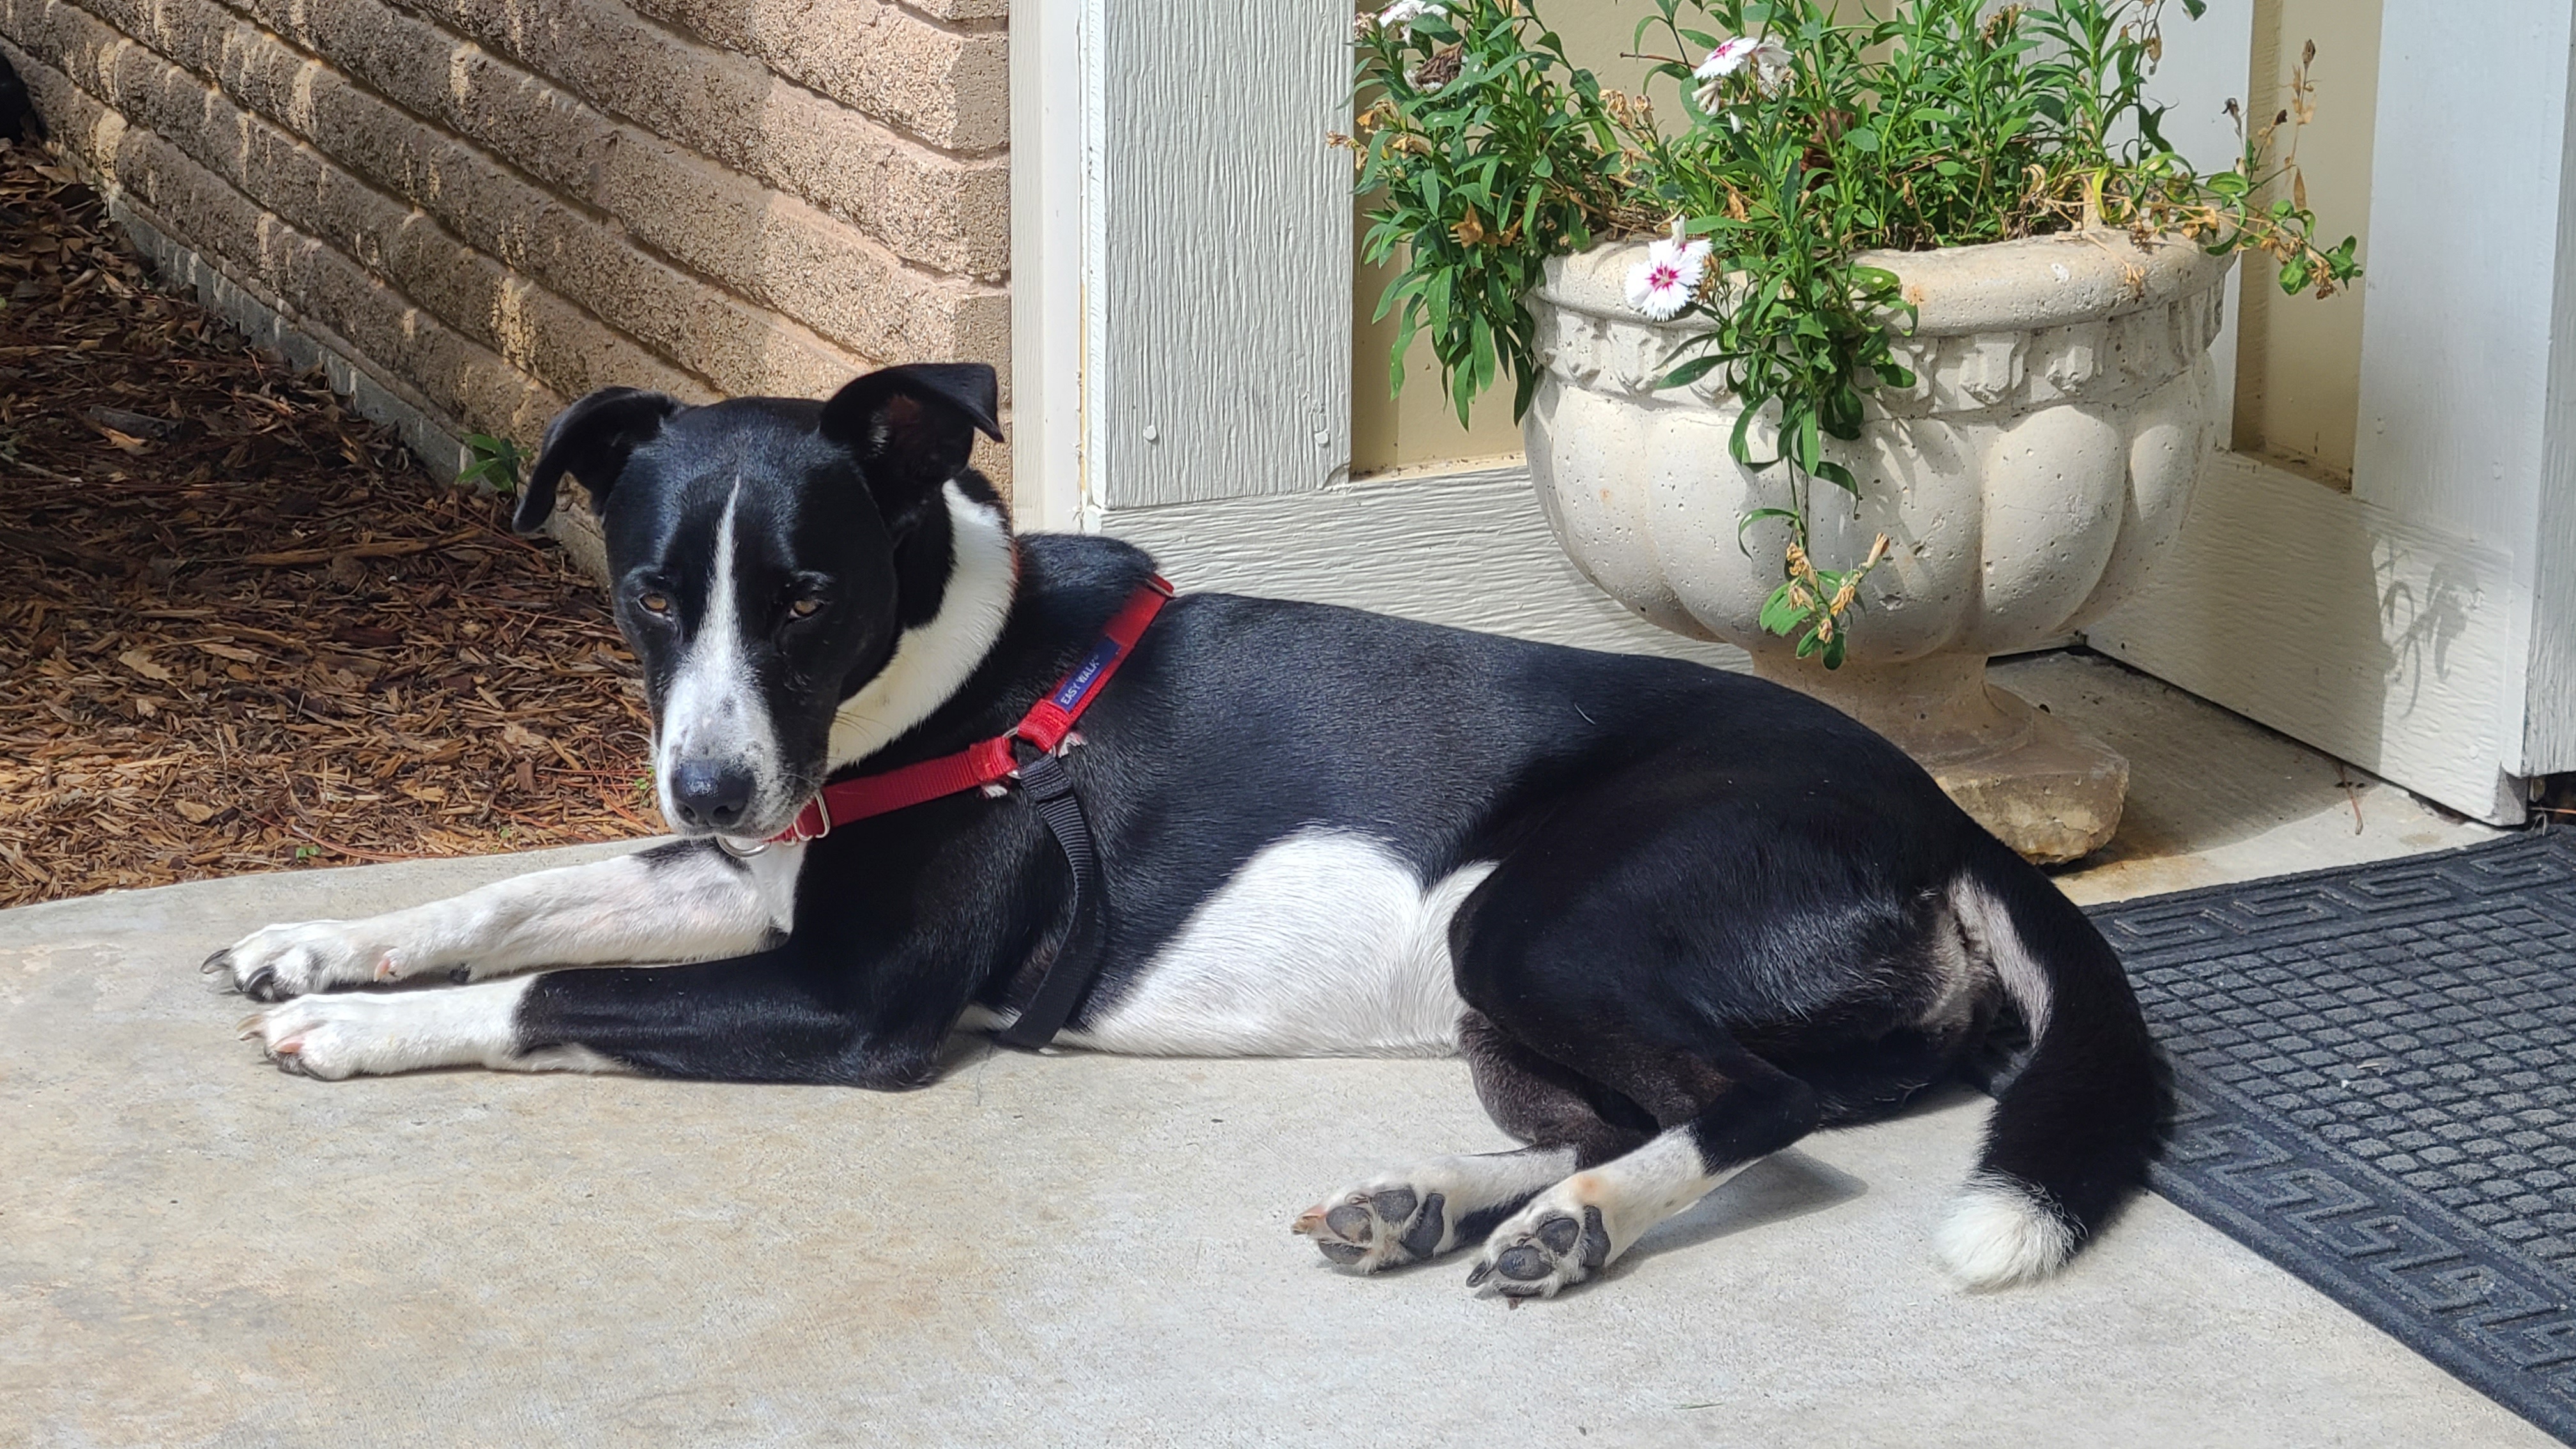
[236,985,522,1079]
[238,995,395,1079]
[202,921,398,1000]
[1292,1179,1455,1272]
[1464,1188,1615,1300]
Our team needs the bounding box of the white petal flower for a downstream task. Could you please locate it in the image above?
[1750,42,1793,96]
[1624,235,1713,321]
[1694,36,1792,100]
[1375,0,1446,35]
[1694,36,1761,80]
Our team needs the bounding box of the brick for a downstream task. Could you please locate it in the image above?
[31,0,910,401]
[632,0,1008,155]
[8,0,704,406]
[36,0,1006,374]
[7,40,563,443]
[896,0,1010,26]
[121,0,1011,280]
[0,0,1011,488]
[387,0,1009,275]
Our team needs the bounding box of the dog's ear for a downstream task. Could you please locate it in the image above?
[514,388,682,535]
[818,364,1003,523]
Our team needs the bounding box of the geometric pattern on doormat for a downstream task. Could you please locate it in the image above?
[2080,831,2576,1444]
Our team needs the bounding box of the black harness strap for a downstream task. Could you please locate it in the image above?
[993,741,1110,1050]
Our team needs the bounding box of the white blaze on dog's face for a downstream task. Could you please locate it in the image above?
[509,367,1008,843]
[645,477,786,836]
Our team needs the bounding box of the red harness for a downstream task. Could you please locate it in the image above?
[767,576,1174,845]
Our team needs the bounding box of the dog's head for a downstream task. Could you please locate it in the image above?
[513,365,1009,844]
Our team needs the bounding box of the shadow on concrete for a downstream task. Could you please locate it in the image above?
[1620,1147,1871,1269]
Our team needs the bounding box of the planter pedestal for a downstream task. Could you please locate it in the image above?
[1751,652,2125,863]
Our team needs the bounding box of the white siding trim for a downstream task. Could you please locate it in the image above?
[2085,451,2524,825]
[1101,465,1742,661]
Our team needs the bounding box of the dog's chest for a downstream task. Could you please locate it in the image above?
[995,829,1490,1058]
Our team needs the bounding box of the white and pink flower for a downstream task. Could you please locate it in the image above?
[1624,229,1713,321]
[1693,34,1791,108]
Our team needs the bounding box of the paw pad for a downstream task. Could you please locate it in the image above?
[1466,1204,1612,1299]
[1294,1184,1449,1272]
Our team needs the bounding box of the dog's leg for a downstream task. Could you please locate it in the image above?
[238,977,614,1079]
[1296,1010,1655,1271]
[206,840,798,1001]
[1463,1054,1821,1300]
[239,944,958,1089]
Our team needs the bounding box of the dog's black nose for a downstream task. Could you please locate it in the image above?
[669,760,756,831]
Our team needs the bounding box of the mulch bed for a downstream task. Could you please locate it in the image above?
[0,137,656,908]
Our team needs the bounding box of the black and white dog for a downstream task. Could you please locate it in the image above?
[211,364,2166,1298]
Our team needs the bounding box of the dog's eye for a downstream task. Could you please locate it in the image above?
[638,593,670,615]
[788,597,822,618]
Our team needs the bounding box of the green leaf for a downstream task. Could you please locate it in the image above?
[459,434,526,496]
[1737,506,1802,555]
[1729,402,1765,468]
[1759,579,1805,636]
[1660,355,1726,389]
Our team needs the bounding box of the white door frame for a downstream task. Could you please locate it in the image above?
[2085,0,2563,824]
[1011,0,2566,823]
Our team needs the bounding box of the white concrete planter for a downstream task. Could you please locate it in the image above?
[1525,231,2232,861]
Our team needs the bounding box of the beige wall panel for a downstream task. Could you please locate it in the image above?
[2230,0,2379,487]
[1350,0,1696,475]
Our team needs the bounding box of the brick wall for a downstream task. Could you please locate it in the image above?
[0,0,1013,540]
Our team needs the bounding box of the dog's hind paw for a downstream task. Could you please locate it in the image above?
[1464,1193,1613,1300]
[1292,1179,1455,1273]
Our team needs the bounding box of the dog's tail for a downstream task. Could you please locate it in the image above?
[1935,838,2169,1289]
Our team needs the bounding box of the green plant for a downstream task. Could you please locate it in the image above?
[1349,0,2358,666]
[457,433,526,497]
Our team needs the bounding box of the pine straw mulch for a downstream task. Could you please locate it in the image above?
[0,138,658,908]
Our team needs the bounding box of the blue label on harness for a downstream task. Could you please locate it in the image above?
[1051,639,1123,710]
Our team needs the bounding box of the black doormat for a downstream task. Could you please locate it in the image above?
[2078,831,2576,1444]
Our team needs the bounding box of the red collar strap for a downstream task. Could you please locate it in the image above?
[769,576,1174,845]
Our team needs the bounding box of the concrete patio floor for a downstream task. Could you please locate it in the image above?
[0,650,2543,1447]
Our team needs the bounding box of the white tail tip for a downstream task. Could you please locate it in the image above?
[1935,1176,2076,1290]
